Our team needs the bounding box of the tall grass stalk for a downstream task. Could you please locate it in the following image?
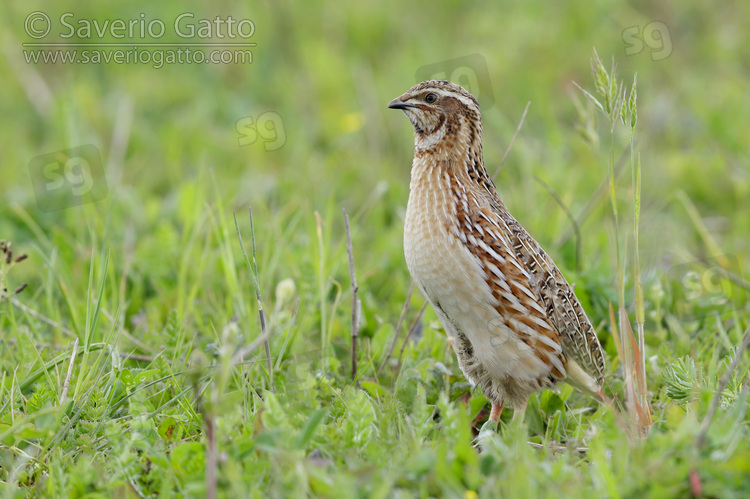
[575,49,652,437]
[314,211,329,371]
[233,209,272,383]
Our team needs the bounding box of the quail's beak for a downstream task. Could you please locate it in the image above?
[387,93,414,110]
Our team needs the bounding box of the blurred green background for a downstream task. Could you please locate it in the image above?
[2,0,749,293]
[2,0,750,496]
[2,0,749,291]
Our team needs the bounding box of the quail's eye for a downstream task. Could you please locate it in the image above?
[425,93,438,104]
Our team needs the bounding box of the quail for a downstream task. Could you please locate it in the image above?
[388,80,605,423]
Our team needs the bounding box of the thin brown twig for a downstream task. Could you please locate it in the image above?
[397,302,428,366]
[377,281,414,377]
[696,327,750,449]
[343,209,360,381]
[493,101,531,179]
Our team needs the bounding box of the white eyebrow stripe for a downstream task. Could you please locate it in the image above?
[427,88,480,112]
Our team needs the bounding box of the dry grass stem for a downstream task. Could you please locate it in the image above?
[59,338,79,406]
[234,209,272,382]
[343,209,360,381]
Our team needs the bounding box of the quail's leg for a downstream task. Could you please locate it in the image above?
[489,402,505,423]
[512,399,528,424]
[476,402,505,449]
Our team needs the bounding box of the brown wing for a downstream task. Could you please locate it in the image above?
[452,176,605,386]
[455,198,569,384]
[497,211,606,386]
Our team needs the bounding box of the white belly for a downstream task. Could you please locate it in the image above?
[403,168,548,381]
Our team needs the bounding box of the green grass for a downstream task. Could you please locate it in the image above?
[2,0,750,497]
